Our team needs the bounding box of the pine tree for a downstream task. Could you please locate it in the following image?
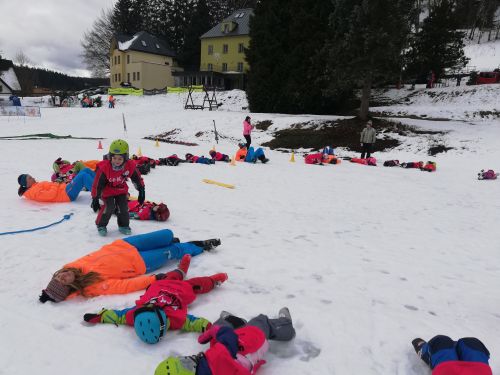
[141,0,171,39]
[405,0,469,81]
[111,0,144,35]
[323,0,415,120]
[246,0,337,114]
[179,0,213,70]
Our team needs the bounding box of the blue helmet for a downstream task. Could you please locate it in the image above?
[134,305,169,344]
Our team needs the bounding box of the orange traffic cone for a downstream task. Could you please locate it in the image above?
[97,140,103,150]
[155,138,159,147]
[137,147,143,157]
[289,151,295,162]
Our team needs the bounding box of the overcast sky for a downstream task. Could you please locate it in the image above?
[0,0,117,77]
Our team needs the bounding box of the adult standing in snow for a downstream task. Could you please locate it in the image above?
[243,116,254,149]
[39,229,221,303]
[412,335,492,375]
[360,120,376,159]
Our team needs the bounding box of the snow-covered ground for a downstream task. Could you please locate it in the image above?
[0,89,499,375]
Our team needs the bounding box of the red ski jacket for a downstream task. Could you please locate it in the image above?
[433,361,492,375]
[204,326,268,374]
[124,279,197,329]
[92,160,144,199]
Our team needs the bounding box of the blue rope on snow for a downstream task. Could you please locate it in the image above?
[0,213,73,236]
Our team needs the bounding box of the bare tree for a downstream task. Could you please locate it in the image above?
[14,50,32,66]
[81,8,115,77]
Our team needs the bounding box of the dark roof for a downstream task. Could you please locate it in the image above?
[0,59,15,71]
[201,8,253,39]
[114,31,176,57]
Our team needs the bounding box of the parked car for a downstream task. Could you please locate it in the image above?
[476,70,500,85]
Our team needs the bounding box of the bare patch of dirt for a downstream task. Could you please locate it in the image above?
[255,120,273,131]
[262,117,443,152]
[428,145,454,156]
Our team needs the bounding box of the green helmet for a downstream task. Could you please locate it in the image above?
[109,139,129,158]
[155,357,196,375]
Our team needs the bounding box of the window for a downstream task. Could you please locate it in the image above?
[237,62,243,72]
[114,56,117,65]
[208,45,213,55]
[223,44,228,54]
[133,72,136,81]
[127,55,130,64]
[117,56,120,64]
[238,43,244,53]
[114,74,117,82]
[222,63,228,72]
[207,63,213,71]
[127,73,130,82]
[223,24,229,33]
[141,40,147,46]
[137,72,140,80]
[118,73,121,82]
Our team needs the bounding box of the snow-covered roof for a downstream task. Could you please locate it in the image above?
[0,67,21,91]
[114,31,176,58]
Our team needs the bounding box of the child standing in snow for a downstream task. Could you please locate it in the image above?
[83,254,227,344]
[412,335,491,375]
[154,307,296,374]
[243,116,254,149]
[39,229,221,303]
[91,139,145,236]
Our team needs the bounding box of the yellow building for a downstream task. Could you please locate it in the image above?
[174,9,253,90]
[110,31,181,90]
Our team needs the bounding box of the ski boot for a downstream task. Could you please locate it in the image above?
[97,226,107,236]
[119,226,132,235]
[412,338,431,366]
[189,239,221,251]
[210,273,228,286]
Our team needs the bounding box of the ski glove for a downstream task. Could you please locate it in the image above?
[155,273,167,281]
[198,325,221,344]
[91,198,101,212]
[138,188,145,205]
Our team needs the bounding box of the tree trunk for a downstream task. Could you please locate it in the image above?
[359,75,372,121]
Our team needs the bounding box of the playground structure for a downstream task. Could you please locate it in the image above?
[184,85,219,111]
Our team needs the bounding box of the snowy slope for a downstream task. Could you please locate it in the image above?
[0,91,499,375]
[464,38,500,71]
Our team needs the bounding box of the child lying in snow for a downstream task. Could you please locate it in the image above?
[400,161,436,172]
[185,153,215,164]
[209,150,230,162]
[350,157,377,166]
[304,153,340,165]
[154,307,296,374]
[128,200,170,221]
[235,143,269,163]
[158,154,183,166]
[83,254,227,344]
[52,158,98,183]
[478,169,498,180]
